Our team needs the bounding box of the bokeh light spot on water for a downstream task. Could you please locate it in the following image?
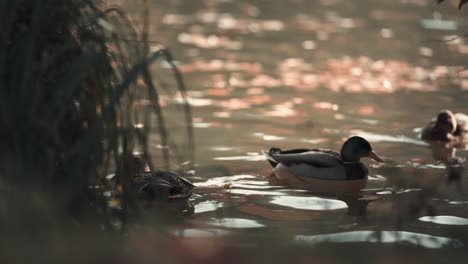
[270,196,348,211]
[171,228,231,238]
[302,40,317,50]
[293,231,463,249]
[380,28,394,38]
[194,175,259,188]
[253,132,286,141]
[313,101,339,111]
[449,201,468,205]
[210,146,234,151]
[419,215,468,226]
[195,200,225,214]
[213,155,266,161]
[206,218,265,229]
[227,189,285,196]
[350,130,429,146]
[231,183,283,189]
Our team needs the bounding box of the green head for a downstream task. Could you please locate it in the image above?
[340,136,383,162]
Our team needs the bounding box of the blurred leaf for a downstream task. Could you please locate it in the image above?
[435,0,468,9]
[459,0,468,9]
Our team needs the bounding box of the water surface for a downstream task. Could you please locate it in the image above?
[123,0,468,254]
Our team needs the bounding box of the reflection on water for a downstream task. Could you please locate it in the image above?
[231,183,283,189]
[194,175,258,187]
[293,230,463,249]
[419,215,468,226]
[351,130,428,146]
[270,196,348,211]
[194,200,224,214]
[213,154,265,161]
[171,228,231,238]
[228,188,284,196]
[206,218,264,229]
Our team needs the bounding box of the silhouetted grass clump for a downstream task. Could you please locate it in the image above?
[0,0,193,234]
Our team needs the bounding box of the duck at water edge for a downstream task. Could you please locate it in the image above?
[128,154,194,205]
[106,154,194,215]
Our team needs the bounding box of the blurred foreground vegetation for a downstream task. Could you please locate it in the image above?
[0,0,193,240]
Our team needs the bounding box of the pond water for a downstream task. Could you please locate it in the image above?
[121,0,468,257]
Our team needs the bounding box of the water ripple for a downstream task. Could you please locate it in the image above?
[194,175,258,187]
[206,218,265,229]
[228,189,285,196]
[270,196,348,211]
[194,200,224,214]
[213,155,266,161]
[293,230,463,249]
[419,215,468,226]
[350,130,428,146]
[171,228,231,238]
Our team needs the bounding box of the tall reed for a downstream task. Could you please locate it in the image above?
[0,0,193,233]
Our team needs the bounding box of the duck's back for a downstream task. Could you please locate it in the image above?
[135,170,194,200]
[267,148,372,181]
[269,148,342,168]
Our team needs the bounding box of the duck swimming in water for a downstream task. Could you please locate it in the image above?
[264,136,383,193]
[127,154,194,202]
[106,154,194,206]
[421,110,467,144]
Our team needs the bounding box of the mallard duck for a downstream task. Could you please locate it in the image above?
[106,154,194,204]
[132,170,194,201]
[263,136,383,193]
[127,155,194,202]
[421,110,467,143]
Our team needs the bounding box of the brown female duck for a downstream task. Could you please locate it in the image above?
[127,155,194,202]
[105,154,194,203]
[421,110,467,143]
